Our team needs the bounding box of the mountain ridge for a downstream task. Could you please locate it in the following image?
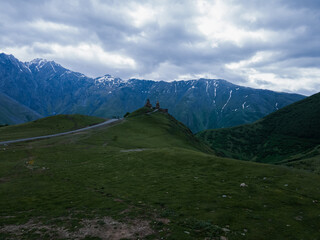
[0,53,305,132]
[0,92,42,125]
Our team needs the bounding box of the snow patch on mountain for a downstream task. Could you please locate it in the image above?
[27,58,48,70]
[50,62,56,73]
[94,74,126,85]
[242,101,246,109]
[221,90,232,112]
[213,81,218,98]
[96,74,115,83]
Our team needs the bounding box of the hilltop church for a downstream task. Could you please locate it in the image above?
[145,99,168,113]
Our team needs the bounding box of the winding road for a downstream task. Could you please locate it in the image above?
[0,118,121,145]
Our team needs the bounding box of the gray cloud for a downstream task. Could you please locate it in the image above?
[0,0,320,95]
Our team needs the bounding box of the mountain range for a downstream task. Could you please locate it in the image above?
[0,53,305,132]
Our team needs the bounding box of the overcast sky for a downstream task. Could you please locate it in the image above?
[1,0,320,95]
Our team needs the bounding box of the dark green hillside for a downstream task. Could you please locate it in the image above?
[0,110,320,239]
[120,107,213,153]
[197,92,320,171]
[261,91,320,139]
[281,145,320,174]
[0,114,104,141]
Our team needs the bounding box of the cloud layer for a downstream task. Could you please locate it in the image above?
[1,0,320,95]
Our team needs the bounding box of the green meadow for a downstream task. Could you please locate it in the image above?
[0,110,319,239]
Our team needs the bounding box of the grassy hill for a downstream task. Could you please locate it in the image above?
[0,110,320,239]
[0,92,42,125]
[0,114,105,141]
[197,92,320,173]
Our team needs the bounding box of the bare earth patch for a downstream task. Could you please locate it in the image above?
[156,218,170,225]
[0,177,10,183]
[78,217,153,239]
[0,216,154,240]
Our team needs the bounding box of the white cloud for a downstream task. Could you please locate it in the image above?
[48,43,136,69]
[28,20,78,33]
[226,57,320,94]
[0,0,320,95]
[128,4,157,27]
[3,43,136,76]
[225,51,281,70]
[195,0,274,47]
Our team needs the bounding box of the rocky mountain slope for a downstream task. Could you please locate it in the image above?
[0,53,305,132]
[0,92,42,125]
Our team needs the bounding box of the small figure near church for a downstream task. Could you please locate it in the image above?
[156,100,160,109]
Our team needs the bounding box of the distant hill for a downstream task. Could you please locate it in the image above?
[0,53,305,131]
[0,92,42,125]
[0,114,104,141]
[197,92,320,173]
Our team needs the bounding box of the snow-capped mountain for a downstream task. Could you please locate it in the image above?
[94,74,126,87]
[0,53,305,131]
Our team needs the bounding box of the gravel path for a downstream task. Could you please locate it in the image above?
[0,118,121,145]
